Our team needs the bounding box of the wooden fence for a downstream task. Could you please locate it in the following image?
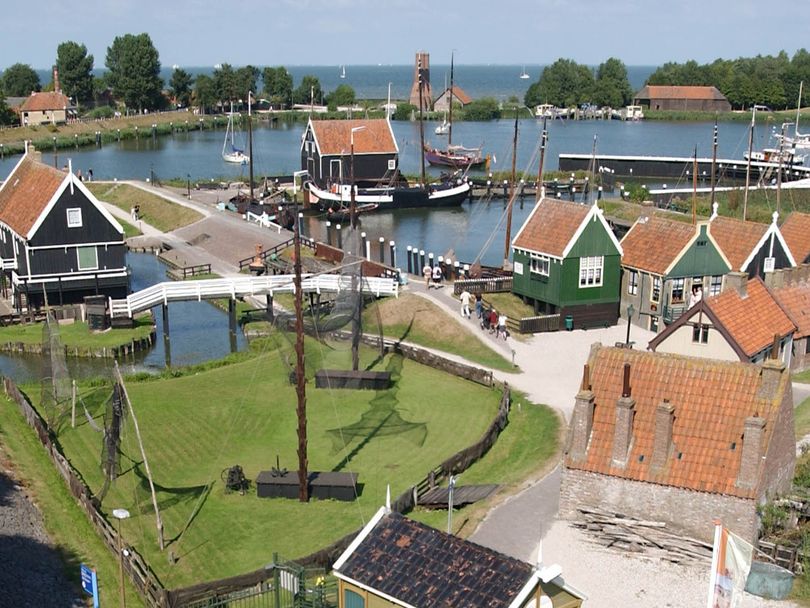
[519,314,562,334]
[4,379,169,607]
[453,277,513,295]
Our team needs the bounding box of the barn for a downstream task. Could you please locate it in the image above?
[633,85,731,112]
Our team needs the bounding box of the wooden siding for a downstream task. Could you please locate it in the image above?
[747,235,792,279]
[668,224,729,278]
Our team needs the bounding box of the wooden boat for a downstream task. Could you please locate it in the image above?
[424,144,489,170]
[325,203,379,222]
[307,179,470,210]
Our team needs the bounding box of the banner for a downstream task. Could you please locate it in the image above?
[707,523,754,608]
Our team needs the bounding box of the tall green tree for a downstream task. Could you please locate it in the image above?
[0,84,16,126]
[194,74,216,114]
[105,33,163,111]
[463,97,501,120]
[55,41,94,104]
[262,66,293,108]
[326,84,356,108]
[592,58,633,107]
[525,59,593,108]
[293,75,323,105]
[170,68,194,108]
[234,65,260,100]
[1,63,40,96]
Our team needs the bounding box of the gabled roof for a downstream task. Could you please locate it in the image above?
[512,198,621,259]
[0,155,66,236]
[781,212,810,264]
[333,508,538,608]
[620,215,700,275]
[709,215,769,272]
[306,119,398,156]
[565,346,788,499]
[635,85,728,101]
[436,85,472,105]
[19,91,71,112]
[771,281,810,340]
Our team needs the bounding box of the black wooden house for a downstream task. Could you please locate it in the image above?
[301,118,399,188]
[0,151,128,309]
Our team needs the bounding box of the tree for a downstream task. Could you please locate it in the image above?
[234,65,260,99]
[262,67,293,108]
[463,97,501,121]
[194,74,216,114]
[1,63,40,97]
[592,58,633,108]
[524,59,594,108]
[170,68,194,108]
[213,63,238,104]
[105,33,163,111]
[56,41,94,104]
[326,84,355,108]
[392,102,416,121]
[293,75,323,105]
[0,84,16,126]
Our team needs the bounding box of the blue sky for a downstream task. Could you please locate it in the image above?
[3,0,808,69]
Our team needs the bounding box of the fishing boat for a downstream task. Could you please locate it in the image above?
[222,102,249,164]
[519,66,530,80]
[306,178,471,211]
[325,202,379,222]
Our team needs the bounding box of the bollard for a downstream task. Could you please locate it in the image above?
[570,187,576,201]
[361,232,367,258]
[413,247,420,274]
[336,224,343,250]
[486,180,492,195]
[325,221,332,247]
[117,128,121,142]
[0,144,4,160]
[598,186,603,200]
[152,123,157,139]
[74,133,79,149]
[134,126,139,140]
[95,131,101,146]
[365,240,371,260]
[503,180,508,198]
[406,246,413,274]
[445,258,453,281]
[390,240,396,269]
[454,261,461,281]
[428,253,434,268]
[419,249,425,271]
[298,212,304,237]
[379,237,385,264]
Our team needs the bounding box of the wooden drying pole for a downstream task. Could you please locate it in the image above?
[114,362,164,550]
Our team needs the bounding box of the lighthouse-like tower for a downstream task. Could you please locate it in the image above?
[408,51,432,111]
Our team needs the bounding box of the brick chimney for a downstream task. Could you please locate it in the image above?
[757,356,786,401]
[53,66,61,94]
[611,363,635,468]
[736,415,766,490]
[567,365,594,462]
[723,272,748,298]
[650,399,675,471]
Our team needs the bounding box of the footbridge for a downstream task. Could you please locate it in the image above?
[109,274,398,319]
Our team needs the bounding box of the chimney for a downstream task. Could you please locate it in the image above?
[53,66,61,94]
[611,363,635,468]
[567,365,595,462]
[736,415,766,490]
[723,272,748,298]
[757,356,786,401]
[650,400,675,471]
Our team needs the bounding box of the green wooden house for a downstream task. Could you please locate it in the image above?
[511,198,623,328]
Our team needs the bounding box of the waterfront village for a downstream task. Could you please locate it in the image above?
[5,38,810,608]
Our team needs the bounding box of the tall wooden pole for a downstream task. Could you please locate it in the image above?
[710,119,718,208]
[418,58,426,188]
[536,116,548,202]
[248,91,254,203]
[293,209,309,502]
[503,108,519,264]
[743,107,756,221]
[777,122,787,216]
[448,52,454,147]
[351,266,362,371]
[692,146,698,226]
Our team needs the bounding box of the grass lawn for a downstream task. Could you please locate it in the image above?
[117,215,142,238]
[363,293,515,372]
[797,397,810,441]
[0,314,154,350]
[52,335,505,588]
[0,394,144,607]
[794,370,810,384]
[86,183,203,232]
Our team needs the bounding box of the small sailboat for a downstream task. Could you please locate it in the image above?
[222,102,249,164]
[520,66,530,80]
[340,65,346,79]
[435,114,450,135]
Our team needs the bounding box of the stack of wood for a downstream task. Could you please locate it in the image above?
[572,507,714,565]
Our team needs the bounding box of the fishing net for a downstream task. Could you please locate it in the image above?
[98,382,128,501]
[40,313,72,429]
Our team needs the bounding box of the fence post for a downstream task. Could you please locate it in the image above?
[406,246,413,274]
[325,221,332,247]
[379,237,385,264]
[390,240,396,269]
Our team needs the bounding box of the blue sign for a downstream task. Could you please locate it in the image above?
[80,564,100,608]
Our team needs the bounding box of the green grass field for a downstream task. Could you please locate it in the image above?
[0,314,154,350]
[86,183,203,232]
[53,335,509,588]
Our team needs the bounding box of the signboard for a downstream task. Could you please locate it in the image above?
[80,564,100,608]
[764,257,776,273]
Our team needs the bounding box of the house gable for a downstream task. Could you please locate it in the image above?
[620,215,696,276]
[781,212,810,264]
[564,205,623,259]
[648,300,747,361]
[666,223,730,278]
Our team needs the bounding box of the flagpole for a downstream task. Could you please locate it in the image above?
[706,521,722,608]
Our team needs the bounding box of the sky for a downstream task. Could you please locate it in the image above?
[2,0,809,69]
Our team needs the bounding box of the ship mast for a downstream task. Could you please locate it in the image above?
[743,106,758,221]
[536,116,548,202]
[248,91,254,203]
[503,107,519,265]
[418,57,426,188]
[448,52,454,147]
[710,119,717,209]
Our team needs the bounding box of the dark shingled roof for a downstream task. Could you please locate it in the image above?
[336,511,533,608]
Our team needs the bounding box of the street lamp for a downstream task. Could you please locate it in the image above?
[447,474,458,534]
[349,126,366,230]
[112,508,130,608]
[625,303,635,347]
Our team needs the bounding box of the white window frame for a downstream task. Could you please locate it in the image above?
[530,253,550,277]
[579,256,604,288]
[650,276,662,304]
[628,270,638,295]
[67,207,83,228]
[76,246,98,271]
[671,277,685,303]
[387,159,397,170]
[709,275,723,296]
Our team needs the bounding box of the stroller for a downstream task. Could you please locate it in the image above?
[481,308,494,332]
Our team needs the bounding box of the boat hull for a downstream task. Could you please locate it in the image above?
[424,145,488,170]
[308,181,470,210]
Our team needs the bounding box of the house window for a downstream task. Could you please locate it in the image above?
[387,159,397,170]
[671,278,685,303]
[650,316,659,332]
[530,253,550,276]
[692,324,709,344]
[67,208,83,228]
[709,275,723,296]
[344,590,365,608]
[77,246,98,270]
[651,276,662,303]
[627,270,638,295]
[579,256,603,288]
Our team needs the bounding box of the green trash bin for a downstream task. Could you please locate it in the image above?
[564,315,574,331]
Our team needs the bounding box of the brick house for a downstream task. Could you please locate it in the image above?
[560,345,795,543]
[709,209,795,278]
[433,85,473,112]
[620,215,730,332]
[770,280,810,370]
[780,212,810,264]
[648,275,796,365]
[333,507,585,608]
[19,91,76,126]
[633,85,731,112]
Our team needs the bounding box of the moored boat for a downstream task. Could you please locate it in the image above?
[306,179,471,210]
[424,144,489,170]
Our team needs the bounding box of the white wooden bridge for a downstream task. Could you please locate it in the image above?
[109,274,398,319]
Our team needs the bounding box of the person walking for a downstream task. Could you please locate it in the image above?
[423,264,432,289]
[460,289,471,318]
[432,264,443,288]
[474,292,483,319]
[498,312,508,340]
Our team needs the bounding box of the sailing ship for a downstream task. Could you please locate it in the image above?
[434,115,450,135]
[222,102,249,164]
[340,65,346,79]
[520,66,530,80]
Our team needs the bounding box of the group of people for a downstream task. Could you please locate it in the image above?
[459,289,508,340]
[423,264,444,289]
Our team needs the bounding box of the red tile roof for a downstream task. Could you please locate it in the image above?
[309,119,397,156]
[437,85,472,105]
[620,215,697,275]
[19,91,71,112]
[636,85,728,101]
[705,278,795,357]
[771,281,810,339]
[0,156,65,236]
[709,216,768,272]
[512,198,590,257]
[781,212,810,264]
[566,346,787,498]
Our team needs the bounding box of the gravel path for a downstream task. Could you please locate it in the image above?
[0,464,84,607]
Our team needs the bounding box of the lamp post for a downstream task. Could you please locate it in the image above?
[625,303,635,347]
[349,126,366,230]
[187,173,191,198]
[447,474,458,534]
[112,508,131,608]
